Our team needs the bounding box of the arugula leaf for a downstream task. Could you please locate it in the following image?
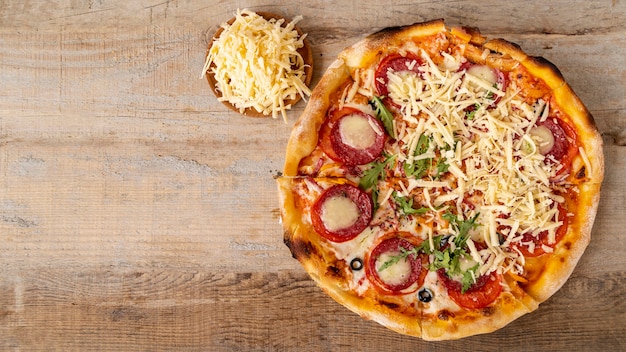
[358,154,396,191]
[486,83,498,101]
[377,214,482,294]
[371,96,396,139]
[404,134,431,178]
[377,247,418,272]
[370,187,380,216]
[359,154,396,216]
[435,157,450,178]
[455,213,481,247]
[431,249,451,270]
[392,191,429,216]
[443,212,480,248]
[420,215,482,292]
[461,264,480,293]
[465,103,481,120]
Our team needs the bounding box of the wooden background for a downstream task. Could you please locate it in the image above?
[1,0,624,350]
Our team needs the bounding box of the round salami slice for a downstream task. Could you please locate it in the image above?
[329,110,385,166]
[310,184,373,242]
[365,235,428,294]
[461,62,508,107]
[375,53,423,98]
[437,269,502,309]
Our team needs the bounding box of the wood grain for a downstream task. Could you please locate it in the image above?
[0,0,625,350]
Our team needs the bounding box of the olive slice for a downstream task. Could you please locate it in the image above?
[350,258,364,271]
[418,288,433,303]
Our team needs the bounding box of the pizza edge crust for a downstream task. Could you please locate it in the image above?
[421,287,539,341]
[485,34,605,303]
[282,59,350,177]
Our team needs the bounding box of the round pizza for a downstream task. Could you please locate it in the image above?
[276,19,604,340]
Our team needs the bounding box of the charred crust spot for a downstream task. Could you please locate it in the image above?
[461,26,484,45]
[560,257,566,263]
[484,38,523,56]
[576,166,587,179]
[563,241,572,250]
[529,56,565,82]
[283,233,294,250]
[326,265,342,278]
[438,310,455,321]
[369,19,445,41]
[284,235,318,260]
[370,25,408,39]
[481,306,496,317]
[326,259,349,280]
[380,301,400,310]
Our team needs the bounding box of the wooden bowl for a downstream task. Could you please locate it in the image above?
[204,12,314,118]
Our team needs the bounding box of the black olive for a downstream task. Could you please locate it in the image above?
[418,288,433,303]
[350,258,364,271]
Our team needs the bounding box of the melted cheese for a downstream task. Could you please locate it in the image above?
[467,65,497,86]
[321,195,359,232]
[339,114,379,149]
[421,271,461,314]
[201,9,311,121]
[376,253,412,286]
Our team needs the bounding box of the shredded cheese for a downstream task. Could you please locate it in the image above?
[361,46,570,277]
[201,9,311,122]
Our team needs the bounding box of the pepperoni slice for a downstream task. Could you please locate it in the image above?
[513,204,569,257]
[374,53,423,98]
[310,184,373,242]
[329,111,385,166]
[461,62,508,107]
[365,235,428,294]
[437,268,502,309]
[536,117,578,174]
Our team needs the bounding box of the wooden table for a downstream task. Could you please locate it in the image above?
[1,1,624,350]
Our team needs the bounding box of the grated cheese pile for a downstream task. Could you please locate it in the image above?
[201,9,311,122]
[343,48,568,278]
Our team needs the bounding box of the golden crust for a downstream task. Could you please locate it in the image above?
[421,287,538,341]
[278,18,604,340]
[339,19,446,72]
[283,59,349,176]
[553,82,605,183]
[522,179,602,302]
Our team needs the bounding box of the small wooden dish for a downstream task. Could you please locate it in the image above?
[204,12,314,118]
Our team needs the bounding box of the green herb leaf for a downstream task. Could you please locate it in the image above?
[435,157,450,178]
[358,154,396,191]
[371,187,380,215]
[461,264,480,293]
[392,191,429,216]
[371,96,396,139]
[443,212,480,248]
[404,134,431,178]
[486,83,498,101]
[377,247,417,272]
[455,213,481,247]
[465,103,481,120]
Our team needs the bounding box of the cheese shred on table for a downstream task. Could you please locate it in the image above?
[201,9,311,122]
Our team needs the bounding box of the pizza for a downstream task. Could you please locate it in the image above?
[276,19,604,340]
